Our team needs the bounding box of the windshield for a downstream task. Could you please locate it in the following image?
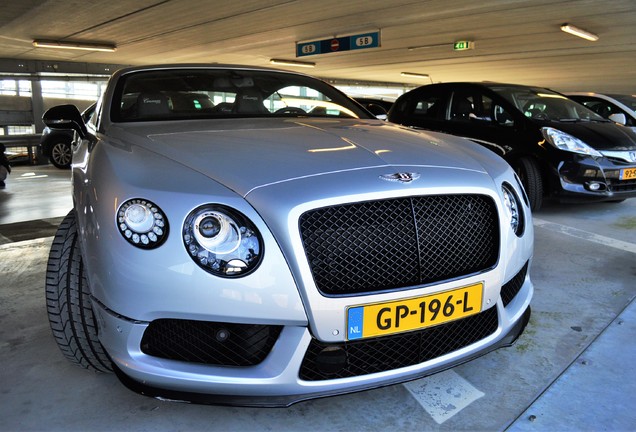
[608,94,636,113]
[489,86,606,122]
[111,68,371,122]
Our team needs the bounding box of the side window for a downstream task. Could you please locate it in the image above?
[576,97,633,126]
[580,99,618,119]
[493,104,514,126]
[449,92,475,121]
[471,93,494,122]
[412,94,444,119]
[449,91,512,125]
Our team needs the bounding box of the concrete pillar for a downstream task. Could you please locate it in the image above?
[30,79,46,164]
[31,79,45,133]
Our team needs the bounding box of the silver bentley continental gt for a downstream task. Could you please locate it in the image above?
[43,64,533,407]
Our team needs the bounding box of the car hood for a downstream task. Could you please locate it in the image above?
[538,120,636,150]
[110,118,491,196]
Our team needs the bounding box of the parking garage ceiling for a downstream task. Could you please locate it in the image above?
[1,0,635,93]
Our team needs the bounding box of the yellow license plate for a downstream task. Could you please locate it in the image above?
[346,283,483,340]
[620,168,636,180]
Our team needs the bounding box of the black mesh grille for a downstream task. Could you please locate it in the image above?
[609,179,636,192]
[140,319,282,366]
[300,195,499,295]
[299,305,499,380]
[501,262,528,307]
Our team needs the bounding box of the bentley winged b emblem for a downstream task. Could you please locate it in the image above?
[379,172,421,183]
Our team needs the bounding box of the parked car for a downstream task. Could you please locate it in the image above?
[388,83,636,210]
[43,64,533,407]
[39,103,95,168]
[566,92,636,132]
[351,95,396,120]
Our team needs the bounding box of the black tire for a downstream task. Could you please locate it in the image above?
[45,210,112,372]
[50,141,72,169]
[514,157,543,211]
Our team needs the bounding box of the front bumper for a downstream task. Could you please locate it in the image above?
[112,306,531,407]
[556,155,636,202]
[93,264,533,407]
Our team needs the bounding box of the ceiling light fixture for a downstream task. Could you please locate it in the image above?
[401,72,433,84]
[400,72,429,79]
[560,24,599,41]
[32,40,117,52]
[270,58,315,68]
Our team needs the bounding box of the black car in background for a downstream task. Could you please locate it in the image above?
[388,83,636,210]
[40,103,95,168]
[351,95,395,120]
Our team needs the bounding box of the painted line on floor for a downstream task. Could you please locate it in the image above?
[533,218,636,254]
[0,236,53,251]
[403,369,485,424]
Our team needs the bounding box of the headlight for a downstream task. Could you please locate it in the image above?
[502,183,524,237]
[183,205,263,277]
[541,127,602,157]
[117,198,168,248]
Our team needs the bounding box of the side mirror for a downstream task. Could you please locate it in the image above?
[608,112,627,126]
[365,103,389,120]
[43,104,88,139]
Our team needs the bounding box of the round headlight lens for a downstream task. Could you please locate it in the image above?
[117,199,169,248]
[183,205,263,277]
[502,183,524,237]
[193,211,241,254]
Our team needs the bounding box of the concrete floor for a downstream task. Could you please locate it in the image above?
[1,165,635,431]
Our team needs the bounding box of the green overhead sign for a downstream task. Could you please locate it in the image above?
[453,41,475,51]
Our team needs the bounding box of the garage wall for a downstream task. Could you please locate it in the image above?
[0,94,95,128]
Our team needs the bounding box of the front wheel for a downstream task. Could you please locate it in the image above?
[50,141,72,169]
[45,210,112,372]
[514,157,543,211]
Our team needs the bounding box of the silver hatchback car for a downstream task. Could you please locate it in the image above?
[43,64,533,406]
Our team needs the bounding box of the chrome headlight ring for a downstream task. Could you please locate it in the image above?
[183,205,263,277]
[117,198,169,248]
[502,183,525,237]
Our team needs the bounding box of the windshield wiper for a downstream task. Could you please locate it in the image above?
[556,118,590,122]
[557,118,611,123]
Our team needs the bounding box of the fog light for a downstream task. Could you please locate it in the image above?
[585,181,606,191]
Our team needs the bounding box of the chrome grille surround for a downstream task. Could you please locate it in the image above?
[300,194,500,296]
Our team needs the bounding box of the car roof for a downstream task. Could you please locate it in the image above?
[405,82,554,93]
[110,63,314,81]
